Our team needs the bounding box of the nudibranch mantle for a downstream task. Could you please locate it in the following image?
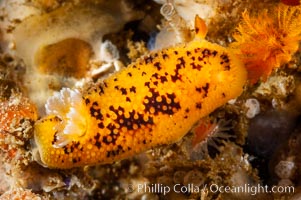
[34,17,247,169]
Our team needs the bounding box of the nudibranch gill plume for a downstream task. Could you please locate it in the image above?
[33,16,247,169]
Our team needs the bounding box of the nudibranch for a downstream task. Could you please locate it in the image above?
[33,16,247,169]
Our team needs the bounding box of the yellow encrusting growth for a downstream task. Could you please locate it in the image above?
[230,4,301,84]
[34,16,247,169]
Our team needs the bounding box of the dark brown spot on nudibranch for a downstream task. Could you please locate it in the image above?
[106,145,124,158]
[143,89,181,115]
[95,141,101,149]
[160,76,168,83]
[107,106,154,132]
[145,56,153,64]
[171,74,182,82]
[196,102,202,109]
[154,62,161,70]
[94,133,100,140]
[194,48,201,53]
[202,83,210,97]
[103,136,111,145]
[63,146,69,155]
[130,86,136,93]
[120,88,127,95]
[212,50,218,56]
[162,53,169,60]
[103,81,108,87]
[177,57,185,66]
[220,54,229,60]
[109,105,114,110]
[90,106,103,120]
[106,123,116,131]
[196,87,202,93]
[99,85,104,94]
[224,65,230,71]
[85,98,90,105]
[152,73,160,79]
[52,131,58,145]
[98,122,105,129]
[144,82,150,88]
[202,49,211,57]
[190,63,202,71]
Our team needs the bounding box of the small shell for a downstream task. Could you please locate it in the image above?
[99,40,119,63]
[245,98,260,119]
[173,170,186,184]
[183,170,204,187]
[275,160,295,179]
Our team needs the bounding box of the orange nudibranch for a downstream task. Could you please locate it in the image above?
[33,16,247,169]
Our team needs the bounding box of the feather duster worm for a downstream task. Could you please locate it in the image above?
[231,4,301,84]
